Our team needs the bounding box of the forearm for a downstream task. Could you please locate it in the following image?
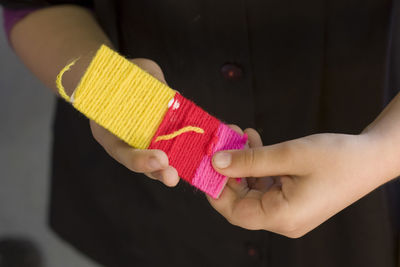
[9,4,112,96]
[363,92,400,181]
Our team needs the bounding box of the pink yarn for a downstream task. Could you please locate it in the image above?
[192,123,247,199]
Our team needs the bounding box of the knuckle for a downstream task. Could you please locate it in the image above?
[145,59,162,70]
[276,214,306,238]
[277,142,293,160]
[91,132,101,144]
[125,155,143,172]
[276,141,299,171]
[285,230,306,239]
[105,144,120,162]
[225,216,238,226]
[265,199,282,217]
[280,220,299,235]
[90,127,101,144]
[266,202,302,237]
[228,124,243,134]
[90,122,107,146]
[231,201,265,230]
[244,128,258,137]
[243,149,256,170]
[226,215,258,230]
[92,132,104,147]
[133,58,162,73]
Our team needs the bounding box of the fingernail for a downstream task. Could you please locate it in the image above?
[148,158,162,170]
[214,152,231,168]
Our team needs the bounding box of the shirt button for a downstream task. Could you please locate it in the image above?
[246,244,260,259]
[221,63,243,80]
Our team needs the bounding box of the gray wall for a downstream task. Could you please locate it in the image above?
[0,9,98,267]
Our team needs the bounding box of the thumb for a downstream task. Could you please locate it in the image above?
[212,142,297,178]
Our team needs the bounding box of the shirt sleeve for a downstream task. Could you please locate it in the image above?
[3,8,39,38]
[1,0,94,41]
[0,0,93,9]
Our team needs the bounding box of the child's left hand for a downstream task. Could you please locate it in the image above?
[208,129,394,238]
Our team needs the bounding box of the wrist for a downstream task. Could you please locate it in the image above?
[359,131,400,184]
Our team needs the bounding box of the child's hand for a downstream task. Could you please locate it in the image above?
[208,130,390,237]
[90,58,179,187]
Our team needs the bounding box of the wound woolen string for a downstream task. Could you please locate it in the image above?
[56,44,247,198]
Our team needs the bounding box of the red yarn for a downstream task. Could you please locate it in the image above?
[149,94,220,182]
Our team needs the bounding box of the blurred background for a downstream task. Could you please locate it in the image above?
[0,9,98,267]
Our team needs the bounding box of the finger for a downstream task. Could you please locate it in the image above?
[212,141,303,178]
[146,166,180,187]
[208,179,287,230]
[243,128,263,186]
[92,121,169,173]
[110,142,169,173]
[130,58,167,84]
[227,124,244,135]
[244,128,263,148]
[207,179,257,227]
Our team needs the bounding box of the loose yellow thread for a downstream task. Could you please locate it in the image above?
[56,45,176,149]
[56,58,79,102]
[155,126,204,142]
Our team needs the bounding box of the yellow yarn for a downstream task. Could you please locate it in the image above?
[155,126,204,142]
[56,58,79,102]
[57,45,175,149]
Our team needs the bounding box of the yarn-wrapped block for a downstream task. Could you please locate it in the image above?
[56,44,248,198]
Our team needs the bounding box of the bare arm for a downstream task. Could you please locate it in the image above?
[10,4,111,96]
